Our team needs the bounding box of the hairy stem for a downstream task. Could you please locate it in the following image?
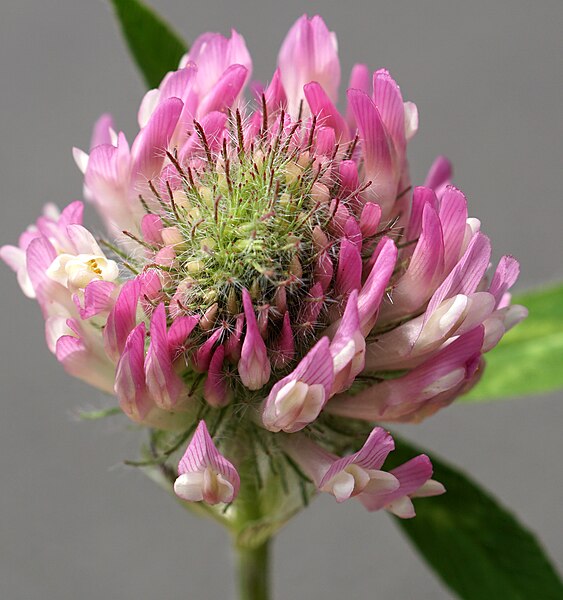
[236,540,271,600]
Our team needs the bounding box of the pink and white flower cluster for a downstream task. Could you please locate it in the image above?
[1,15,526,518]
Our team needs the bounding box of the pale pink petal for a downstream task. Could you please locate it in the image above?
[175,420,240,504]
[278,15,340,116]
[55,334,115,394]
[262,337,334,433]
[197,64,249,118]
[488,255,520,307]
[131,97,183,183]
[439,186,468,271]
[373,69,406,156]
[74,280,116,320]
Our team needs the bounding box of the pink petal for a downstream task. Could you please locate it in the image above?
[197,64,248,118]
[488,255,520,307]
[426,232,492,318]
[373,69,406,157]
[304,82,349,141]
[115,323,153,421]
[425,155,453,198]
[238,289,271,390]
[131,97,183,183]
[262,337,334,433]
[439,186,468,271]
[175,420,240,504]
[145,303,185,409]
[272,311,296,369]
[347,88,396,214]
[104,278,142,361]
[204,345,232,408]
[335,238,362,295]
[330,290,366,393]
[278,15,340,116]
[357,237,398,335]
[74,280,116,320]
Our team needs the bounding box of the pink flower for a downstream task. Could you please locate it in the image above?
[2,14,526,513]
[174,421,240,505]
[282,427,444,517]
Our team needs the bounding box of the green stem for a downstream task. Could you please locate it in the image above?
[236,540,271,600]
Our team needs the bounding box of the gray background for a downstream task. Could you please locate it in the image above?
[1,1,562,598]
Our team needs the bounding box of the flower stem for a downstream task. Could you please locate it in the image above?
[236,540,271,600]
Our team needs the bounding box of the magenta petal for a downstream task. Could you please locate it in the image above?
[359,202,382,238]
[347,88,396,214]
[175,420,240,504]
[357,237,397,335]
[90,113,115,149]
[224,314,244,364]
[359,454,438,516]
[335,238,362,296]
[167,315,200,353]
[193,327,223,372]
[425,155,453,198]
[264,68,287,112]
[145,303,185,409]
[179,111,228,162]
[238,289,271,390]
[55,333,115,394]
[298,282,325,326]
[141,214,165,245]
[272,311,296,369]
[115,323,153,421]
[204,345,232,408]
[330,290,366,393]
[304,82,349,141]
[346,64,370,127]
[104,278,142,362]
[389,203,445,315]
[183,30,252,98]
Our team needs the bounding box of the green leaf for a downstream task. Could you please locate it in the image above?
[390,438,563,599]
[109,0,188,89]
[462,282,563,402]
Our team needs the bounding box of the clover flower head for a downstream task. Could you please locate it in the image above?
[1,14,526,517]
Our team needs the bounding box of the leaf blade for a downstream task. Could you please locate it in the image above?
[391,438,563,600]
[109,0,188,89]
[462,282,563,402]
